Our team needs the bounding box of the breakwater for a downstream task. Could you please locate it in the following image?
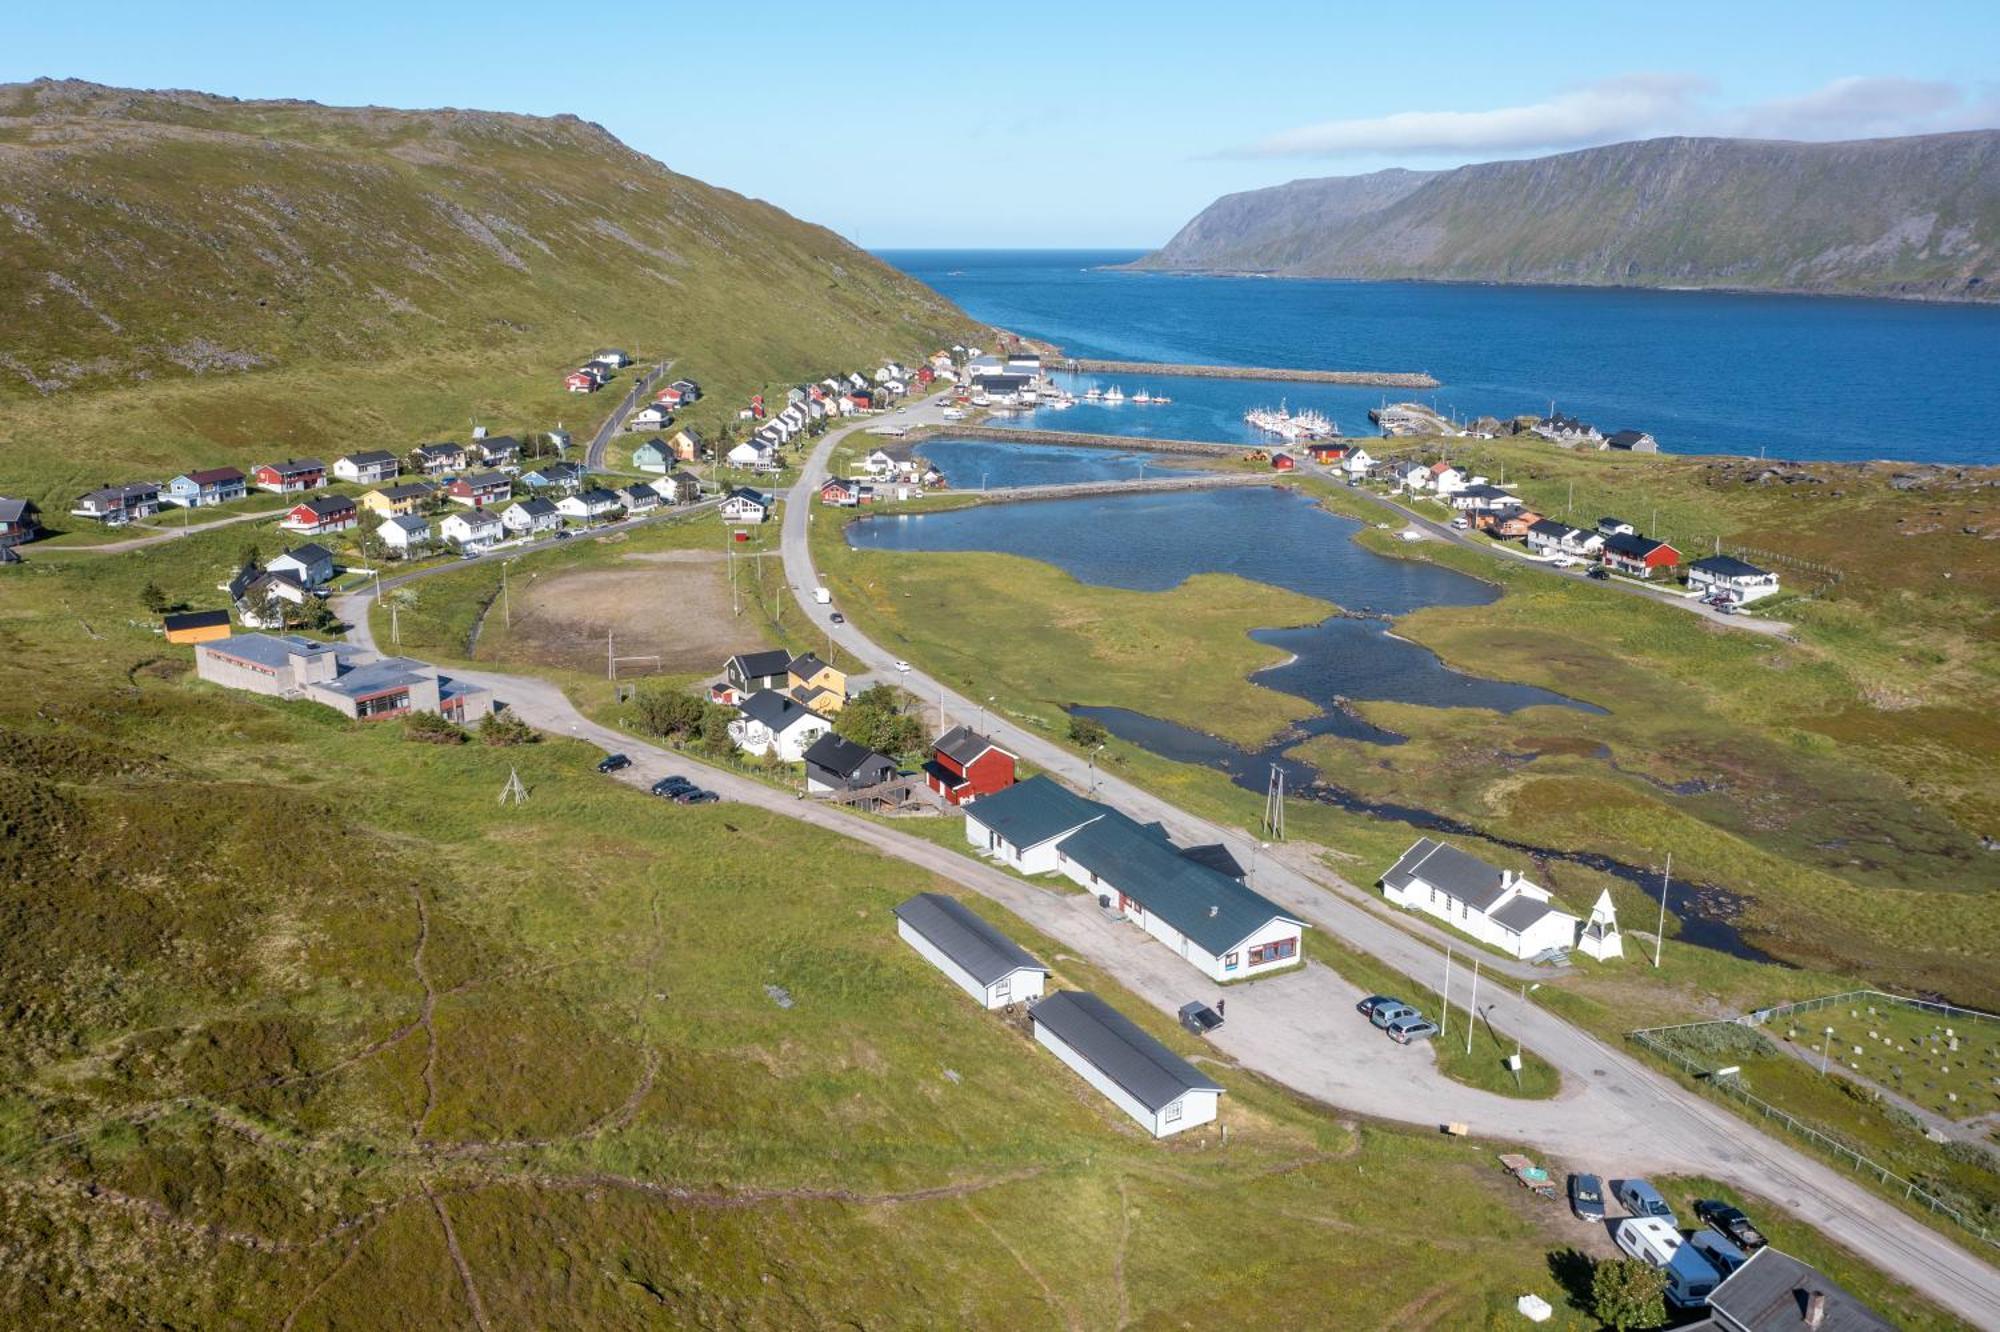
[911,424,1242,457]
[1065,357,1438,389]
[954,473,1283,505]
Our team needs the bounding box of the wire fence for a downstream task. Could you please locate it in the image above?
[1746,989,1999,1031]
[1626,1017,1995,1250]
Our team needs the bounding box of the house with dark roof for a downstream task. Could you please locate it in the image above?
[473,435,521,467]
[1605,429,1659,453]
[164,466,249,508]
[521,460,588,492]
[803,732,897,798]
[787,653,846,715]
[0,497,42,548]
[72,482,161,524]
[500,496,562,537]
[446,472,513,509]
[1602,531,1681,579]
[360,482,436,518]
[1380,838,1579,960]
[1054,807,1304,981]
[280,494,358,536]
[893,892,1048,1009]
[269,543,336,589]
[193,633,492,723]
[1696,1246,1893,1332]
[724,649,793,697]
[1030,991,1223,1139]
[333,451,401,485]
[727,690,831,762]
[411,442,468,476]
[162,609,233,645]
[251,459,326,494]
[1448,483,1522,513]
[962,775,1105,873]
[926,725,1017,805]
[1525,518,1604,559]
[1687,554,1780,605]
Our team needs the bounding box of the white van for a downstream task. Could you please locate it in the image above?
[1615,1217,1723,1309]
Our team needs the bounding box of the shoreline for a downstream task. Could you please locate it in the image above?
[1060,356,1437,389]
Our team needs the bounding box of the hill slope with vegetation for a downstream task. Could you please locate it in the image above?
[1135,131,2000,301]
[0,79,970,505]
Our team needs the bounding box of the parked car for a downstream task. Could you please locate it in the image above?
[1385,1014,1439,1044]
[1548,555,1576,569]
[1687,1227,1750,1280]
[1450,516,1468,529]
[1369,1002,1419,1030]
[553,530,574,541]
[1356,994,1405,1018]
[1586,566,1609,580]
[1178,1001,1223,1036]
[596,752,631,774]
[1692,1200,1766,1251]
[1616,1178,1675,1223]
[1568,1173,1605,1222]
[677,788,720,805]
[650,775,695,798]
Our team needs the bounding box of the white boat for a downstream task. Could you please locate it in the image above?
[1102,385,1125,402]
[1083,386,1103,400]
[1132,390,1153,403]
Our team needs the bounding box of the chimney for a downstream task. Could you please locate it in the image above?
[1805,1290,1827,1329]
[1208,905,1218,917]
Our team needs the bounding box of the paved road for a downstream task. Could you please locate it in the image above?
[584,360,673,471]
[1333,475,1793,637]
[328,396,1999,1325]
[779,404,2000,1327]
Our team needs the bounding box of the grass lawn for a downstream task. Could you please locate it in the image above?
[1765,997,2000,1122]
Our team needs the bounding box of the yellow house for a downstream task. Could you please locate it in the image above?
[787,652,846,715]
[359,482,434,517]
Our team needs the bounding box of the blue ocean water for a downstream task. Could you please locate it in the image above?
[880,249,2000,464]
[916,437,1200,489]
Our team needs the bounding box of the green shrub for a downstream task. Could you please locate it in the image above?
[403,712,467,745]
[1591,1257,1667,1330]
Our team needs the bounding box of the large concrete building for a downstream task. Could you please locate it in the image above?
[193,633,494,723]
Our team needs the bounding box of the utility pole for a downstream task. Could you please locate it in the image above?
[390,600,401,646]
[1653,851,1672,968]
[607,629,615,681]
[501,561,510,629]
[1465,954,1481,1056]
[1440,945,1453,1040]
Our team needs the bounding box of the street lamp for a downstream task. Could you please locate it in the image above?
[1820,1026,1835,1074]
[1088,742,1106,795]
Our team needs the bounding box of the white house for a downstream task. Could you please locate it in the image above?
[1031,991,1223,1139]
[1396,462,1432,492]
[963,775,1105,874]
[1429,463,1467,496]
[628,403,674,431]
[1577,889,1624,961]
[591,348,632,369]
[1525,519,1604,559]
[1450,483,1522,513]
[378,513,431,554]
[268,543,336,590]
[727,441,771,468]
[1380,838,1580,960]
[501,497,562,536]
[861,449,895,476]
[721,488,772,524]
[963,777,1305,982]
[893,892,1049,1010]
[1686,555,1781,604]
[556,488,622,523]
[439,510,502,551]
[332,451,400,485]
[1341,448,1375,478]
[727,690,830,761]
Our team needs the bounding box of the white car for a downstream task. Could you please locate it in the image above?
[894,659,911,673]
[1548,555,1576,569]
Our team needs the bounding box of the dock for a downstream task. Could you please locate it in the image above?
[954,472,1286,505]
[912,424,1243,457]
[1063,358,1438,389]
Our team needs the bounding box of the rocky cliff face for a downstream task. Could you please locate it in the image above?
[1135,132,2000,301]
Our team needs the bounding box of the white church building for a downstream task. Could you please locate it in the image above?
[1577,889,1624,961]
[1379,838,1579,961]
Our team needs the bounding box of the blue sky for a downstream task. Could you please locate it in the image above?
[5,0,1995,247]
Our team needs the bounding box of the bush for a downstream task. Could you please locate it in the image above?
[1067,713,1109,748]
[698,703,736,756]
[475,712,539,746]
[631,686,706,739]
[403,712,467,745]
[1591,1257,1667,1331]
[835,683,924,757]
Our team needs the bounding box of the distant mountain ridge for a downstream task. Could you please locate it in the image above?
[1134,132,2000,301]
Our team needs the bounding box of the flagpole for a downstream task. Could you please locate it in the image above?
[1465,955,1481,1056]
[1440,944,1453,1039]
[1653,851,1672,968]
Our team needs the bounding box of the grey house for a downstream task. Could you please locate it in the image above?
[802,732,896,797]
[893,892,1048,1009]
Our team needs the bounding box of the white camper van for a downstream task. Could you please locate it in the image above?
[1615,1217,1723,1310]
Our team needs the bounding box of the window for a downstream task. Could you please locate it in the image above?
[1163,1101,1182,1124]
[1223,952,1239,972]
[992,978,1010,1002]
[1248,938,1298,966]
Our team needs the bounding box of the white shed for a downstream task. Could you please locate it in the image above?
[893,892,1049,1009]
[1031,991,1222,1139]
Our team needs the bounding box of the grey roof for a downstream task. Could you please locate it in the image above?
[934,724,1010,767]
[1456,483,1518,501]
[1526,518,1582,541]
[727,487,772,505]
[477,435,521,453]
[961,775,1103,849]
[0,498,36,522]
[342,450,398,466]
[264,458,324,474]
[1381,838,1512,914]
[455,471,511,489]
[291,496,354,518]
[1178,843,1246,879]
[788,652,830,678]
[203,632,345,671]
[378,482,435,501]
[804,732,894,783]
[1489,895,1565,934]
[730,649,793,680]
[1031,991,1223,1112]
[738,689,816,732]
[275,543,334,566]
[314,656,432,699]
[1605,429,1654,447]
[385,514,429,534]
[513,496,559,517]
[1605,531,1674,560]
[1690,554,1771,579]
[894,892,1048,986]
[1058,810,1300,955]
[1705,1248,1894,1332]
[575,487,622,506]
[413,442,464,458]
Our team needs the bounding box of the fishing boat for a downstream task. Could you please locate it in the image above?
[1102,385,1125,402]
[1083,386,1103,400]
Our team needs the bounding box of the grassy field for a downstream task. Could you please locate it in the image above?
[0,540,1747,1330]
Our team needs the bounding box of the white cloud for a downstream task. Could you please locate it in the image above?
[1231,74,2000,160]
[1234,74,1706,159]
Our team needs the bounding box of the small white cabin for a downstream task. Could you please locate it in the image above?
[893,892,1049,1010]
[1031,991,1222,1139]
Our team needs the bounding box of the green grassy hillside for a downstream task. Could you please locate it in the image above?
[0,79,971,508]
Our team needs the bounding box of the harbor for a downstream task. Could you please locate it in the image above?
[910,423,1243,456]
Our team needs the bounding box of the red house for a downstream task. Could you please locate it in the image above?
[819,478,859,507]
[1307,443,1348,463]
[280,494,358,535]
[925,726,1017,806]
[565,371,597,393]
[252,459,326,494]
[655,386,685,406]
[1601,532,1681,579]
[1271,452,1297,472]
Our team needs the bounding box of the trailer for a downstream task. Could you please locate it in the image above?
[1498,1153,1558,1200]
